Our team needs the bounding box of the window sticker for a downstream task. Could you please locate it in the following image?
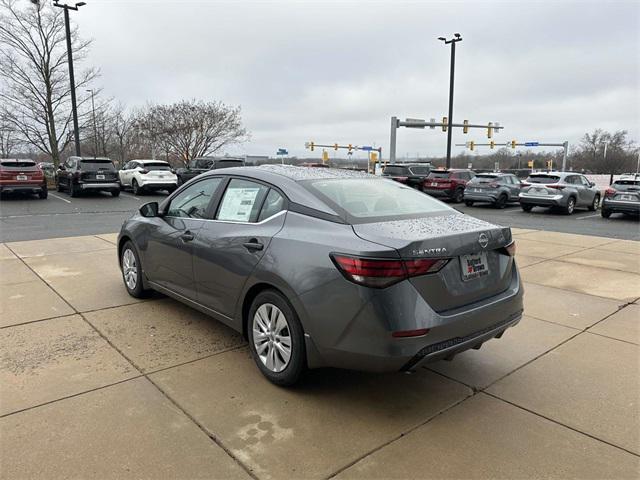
[218,187,260,222]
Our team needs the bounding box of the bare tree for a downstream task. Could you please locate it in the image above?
[573,129,637,174]
[0,104,21,158]
[137,100,248,165]
[0,0,98,166]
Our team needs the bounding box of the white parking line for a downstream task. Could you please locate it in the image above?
[49,193,72,204]
[120,192,140,201]
[576,213,600,220]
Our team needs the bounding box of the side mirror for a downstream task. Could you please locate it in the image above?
[139,201,159,218]
[589,182,596,188]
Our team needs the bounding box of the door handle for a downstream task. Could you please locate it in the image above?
[180,231,194,242]
[243,239,264,251]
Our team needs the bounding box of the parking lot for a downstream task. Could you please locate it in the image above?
[1,190,638,243]
[1,228,638,479]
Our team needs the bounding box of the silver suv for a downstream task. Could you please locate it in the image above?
[519,172,600,215]
[464,172,522,208]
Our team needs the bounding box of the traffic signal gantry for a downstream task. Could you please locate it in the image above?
[305,142,382,169]
[455,140,570,171]
[389,116,504,168]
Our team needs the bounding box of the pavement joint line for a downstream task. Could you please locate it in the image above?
[141,344,248,377]
[93,234,117,245]
[4,242,258,480]
[584,330,639,346]
[483,392,640,458]
[325,388,476,480]
[523,315,584,332]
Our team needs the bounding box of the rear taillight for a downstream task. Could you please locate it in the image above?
[503,241,516,257]
[394,176,408,182]
[605,188,616,198]
[489,182,499,188]
[547,184,565,190]
[520,182,529,188]
[331,254,449,288]
[139,169,149,174]
[392,328,430,338]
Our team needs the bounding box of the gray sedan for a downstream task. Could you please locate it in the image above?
[117,166,523,386]
[464,172,522,208]
[519,172,600,215]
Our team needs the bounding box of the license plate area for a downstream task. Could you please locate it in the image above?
[16,175,27,181]
[96,174,105,180]
[617,194,635,201]
[460,252,489,281]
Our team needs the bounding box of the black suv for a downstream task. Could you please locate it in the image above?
[382,163,431,189]
[56,156,120,197]
[602,176,640,218]
[176,157,245,185]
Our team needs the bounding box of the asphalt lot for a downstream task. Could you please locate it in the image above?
[1,190,638,242]
[1,230,638,478]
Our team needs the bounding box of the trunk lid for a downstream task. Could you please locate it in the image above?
[352,213,515,312]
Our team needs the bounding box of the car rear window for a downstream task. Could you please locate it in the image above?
[526,175,560,184]
[1,161,36,168]
[144,163,172,171]
[305,178,453,223]
[427,171,451,179]
[613,180,640,187]
[409,166,430,175]
[213,160,244,169]
[80,159,115,171]
[383,166,409,175]
[473,174,499,183]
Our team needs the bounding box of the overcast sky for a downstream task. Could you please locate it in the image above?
[76,0,639,159]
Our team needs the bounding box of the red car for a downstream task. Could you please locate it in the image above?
[0,159,47,199]
[422,169,475,203]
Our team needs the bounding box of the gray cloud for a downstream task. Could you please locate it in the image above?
[78,0,639,158]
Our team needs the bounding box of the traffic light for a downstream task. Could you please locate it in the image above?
[322,150,329,163]
[370,152,378,162]
[309,141,314,152]
[546,160,553,170]
[528,160,534,168]
[469,141,475,151]
[511,140,517,149]
[463,120,469,134]
[348,144,353,153]
[487,122,493,139]
[490,140,495,149]
[334,143,338,151]
[442,117,448,132]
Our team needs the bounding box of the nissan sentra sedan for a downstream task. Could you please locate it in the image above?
[117,165,523,386]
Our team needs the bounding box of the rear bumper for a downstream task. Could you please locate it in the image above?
[0,184,45,193]
[138,180,178,189]
[519,193,565,207]
[80,182,120,190]
[463,192,499,202]
[423,188,453,198]
[300,262,524,372]
[602,199,640,214]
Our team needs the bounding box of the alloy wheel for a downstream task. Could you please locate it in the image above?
[252,303,292,373]
[122,248,138,290]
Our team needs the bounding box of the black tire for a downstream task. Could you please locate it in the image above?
[111,189,120,197]
[120,241,153,298]
[521,204,533,212]
[494,194,508,209]
[247,289,306,387]
[562,197,576,215]
[464,200,474,207]
[601,208,611,218]
[119,182,125,191]
[38,186,48,199]
[132,179,142,196]
[453,188,464,203]
[589,194,600,211]
[69,181,78,197]
[56,180,64,192]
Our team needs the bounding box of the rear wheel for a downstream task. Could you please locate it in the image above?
[111,189,120,197]
[38,186,48,199]
[132,179,141,196]
[494,194,508,209]
[69,181,78,197]
[248,290,306,386]
[601,208,611,218]
[453,188,464,203]
[120,241,152,298]
[464,200,474,207]
[562,197,576,215]
[521,204,533,212]
[589,194,600,211]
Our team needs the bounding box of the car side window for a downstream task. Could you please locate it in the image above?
[166,177,222,219]
[580,176,591,186]
[216,179,269,223]
[258,189,286,222]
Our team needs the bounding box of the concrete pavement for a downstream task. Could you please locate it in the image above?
[1,229,638,479]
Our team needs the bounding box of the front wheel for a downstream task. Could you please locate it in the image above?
[601,208,611,218]
[69,181,78,197]
[589,195,600,211]
[464,200,474,207]
[521,204,533,212]
[120,241,153,298]
[248,290,306,386]
[494,194,508,209]
[453,188,464,203]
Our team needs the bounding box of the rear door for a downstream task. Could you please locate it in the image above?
[193,178,287,320]
[144,176,224,299]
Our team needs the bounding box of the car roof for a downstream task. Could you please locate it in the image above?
[131,159,170,164]
[476,172,509,176]
[1,158,35,163]
[199,164,376,216]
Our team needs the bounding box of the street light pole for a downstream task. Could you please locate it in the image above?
[53,1,86,157]
[438,33,462,169]
[86,89,98,156]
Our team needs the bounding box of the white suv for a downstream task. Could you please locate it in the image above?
[118,160,178,195]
